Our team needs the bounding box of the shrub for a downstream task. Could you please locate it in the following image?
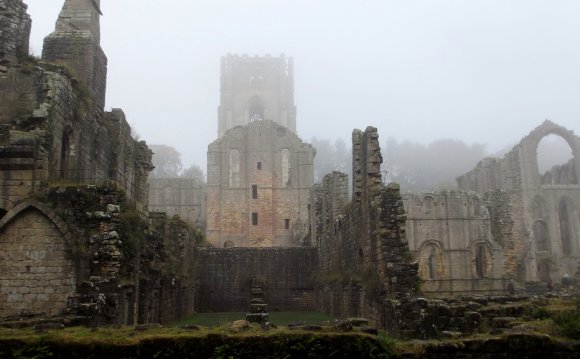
[552,311,580,339]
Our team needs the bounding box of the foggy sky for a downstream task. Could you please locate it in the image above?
[23,0,580,171]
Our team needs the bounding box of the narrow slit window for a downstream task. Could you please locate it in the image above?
[284,219,290,230]
[257,162,262,170]
[252,213,258,225]
[252,185,258,199]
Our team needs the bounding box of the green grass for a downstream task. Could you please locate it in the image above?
[174,311,335,327]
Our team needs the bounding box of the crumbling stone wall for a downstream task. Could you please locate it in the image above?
[315,127,419,327]
[457,121,580,282]
[42,0,107,110]
[404,191,507,296]
[30,184,198,325]
[196,247,318,312]
[0,1,191,325]
[0,0,30,65]
[206,120,314,247]
[0,0,152,215]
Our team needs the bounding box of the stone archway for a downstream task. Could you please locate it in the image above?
[523,121,580,187]
[0,201,76,317]
[418,241,445,280]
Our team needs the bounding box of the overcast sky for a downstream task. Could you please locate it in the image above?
[23,0,580,170]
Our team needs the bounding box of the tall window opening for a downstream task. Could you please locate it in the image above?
[559,198,575,254]
[420,243,443,280]
[537,135,576,185]
[252,185,258,199]
[229,149,240,187]
[474,244,490,279]
[252,212,258,225]
[533,220,550,252]
[284,219,290,230]
[281,149,290,187]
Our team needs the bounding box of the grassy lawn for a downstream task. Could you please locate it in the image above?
[175,311,334,327]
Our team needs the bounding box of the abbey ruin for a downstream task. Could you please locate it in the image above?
[1,0,580,341]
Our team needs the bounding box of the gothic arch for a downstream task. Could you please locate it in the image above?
[418,241,445,280]
[0,199,71,237]
[524,121,580,185]
[0,199,76,317]
[472,242,493,279]
[530,196,547,220]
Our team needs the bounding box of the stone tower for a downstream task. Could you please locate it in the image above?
[42,0,107,111]
[207,55,313,248]
[217,54,296,138]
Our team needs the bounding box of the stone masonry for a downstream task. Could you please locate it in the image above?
[0,0,195,325]
[206,120,314,248]
[404,191,507,296]
[315,126,419,327]
[458,120,580,282]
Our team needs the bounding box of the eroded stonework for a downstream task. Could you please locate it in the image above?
[0,0,195,324]
[458,120,580,282]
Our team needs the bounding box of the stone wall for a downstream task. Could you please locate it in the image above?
[42,0,107,110]
[0,204,75,317]
[315,127,419,327]
[404,191,507,296]
[38,184,198,325]
[457,121,580,282]
[206,120,314,248]
[196,247,318,312]
[0,1,189,325]
[0,0,30,65]
[148,178,206,229]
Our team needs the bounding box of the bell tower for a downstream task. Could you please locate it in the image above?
[217,54,296,138]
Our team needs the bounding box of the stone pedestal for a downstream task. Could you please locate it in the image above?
[246,284,269,324]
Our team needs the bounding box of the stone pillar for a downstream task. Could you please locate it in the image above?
[0,0,31,65]
[42,0,107,111]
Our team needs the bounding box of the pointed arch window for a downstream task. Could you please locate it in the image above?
[229,149,240,187]
[281,149,290,187]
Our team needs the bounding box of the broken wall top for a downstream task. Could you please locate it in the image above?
[0,0,31,64]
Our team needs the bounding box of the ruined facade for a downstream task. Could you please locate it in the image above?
[404,191,507,296]
[207,55,314,248]
[457,120,580,283]
[0,0,195,324]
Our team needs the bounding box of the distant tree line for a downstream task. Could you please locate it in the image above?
[148,144,205,183]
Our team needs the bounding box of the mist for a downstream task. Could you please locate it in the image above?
[23,0,580,173]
